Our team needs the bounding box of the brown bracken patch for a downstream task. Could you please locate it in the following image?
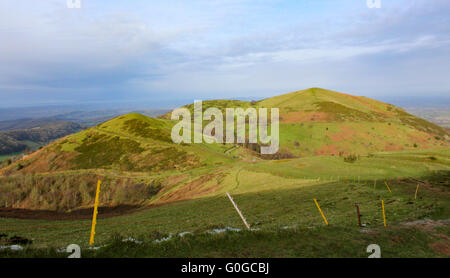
[280,112,331,123]
[430,241,450,255]
[314,145,340,156]
[384,142,403,151]
[328,126,356,142]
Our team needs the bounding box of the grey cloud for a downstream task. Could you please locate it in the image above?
[0,0,449,106]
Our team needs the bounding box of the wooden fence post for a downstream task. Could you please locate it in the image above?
[226,192,250,230]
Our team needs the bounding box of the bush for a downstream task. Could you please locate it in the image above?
[113,181,162,204]
[344,154,358,163]
[0,173,163,211]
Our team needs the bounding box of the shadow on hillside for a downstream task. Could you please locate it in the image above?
[0,204,140,220]
[416,170,449,187]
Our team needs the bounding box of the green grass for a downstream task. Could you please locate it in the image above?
[1,168,448,250]
[2,225,448,258]
[0,149,449,257]
[241,149,450,181]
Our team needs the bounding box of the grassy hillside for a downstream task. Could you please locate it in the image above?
[0,152,448,257]
[0,113,237,210]
[162,88,449,157]
[0,113,234,175]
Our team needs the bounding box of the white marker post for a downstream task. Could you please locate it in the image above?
[226,192,250,230]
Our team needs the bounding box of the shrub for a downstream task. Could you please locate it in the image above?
[78,181,93,204]
[113,182,162,204]
[344,154,358,163]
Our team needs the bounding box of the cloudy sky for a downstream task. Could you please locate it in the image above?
[1,0,449,107]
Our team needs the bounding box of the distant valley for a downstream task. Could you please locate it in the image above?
[0,120,84,158]
[405,107,450,129]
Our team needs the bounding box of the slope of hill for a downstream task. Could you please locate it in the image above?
[0,113,233,175]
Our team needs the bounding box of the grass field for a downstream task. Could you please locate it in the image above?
[1,149,449,257]
[2,225,449,258]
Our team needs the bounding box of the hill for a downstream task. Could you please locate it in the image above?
[163,88,449,157]
[0,88,449,212]
[0,113,234,175]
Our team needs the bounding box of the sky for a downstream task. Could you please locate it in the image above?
[1,0,449,108]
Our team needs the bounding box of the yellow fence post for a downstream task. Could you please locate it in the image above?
[415,184,420,200]
[384,181,392,193]
[382,200,386,227]
[314,198,328,226]
[89,180,101,246]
